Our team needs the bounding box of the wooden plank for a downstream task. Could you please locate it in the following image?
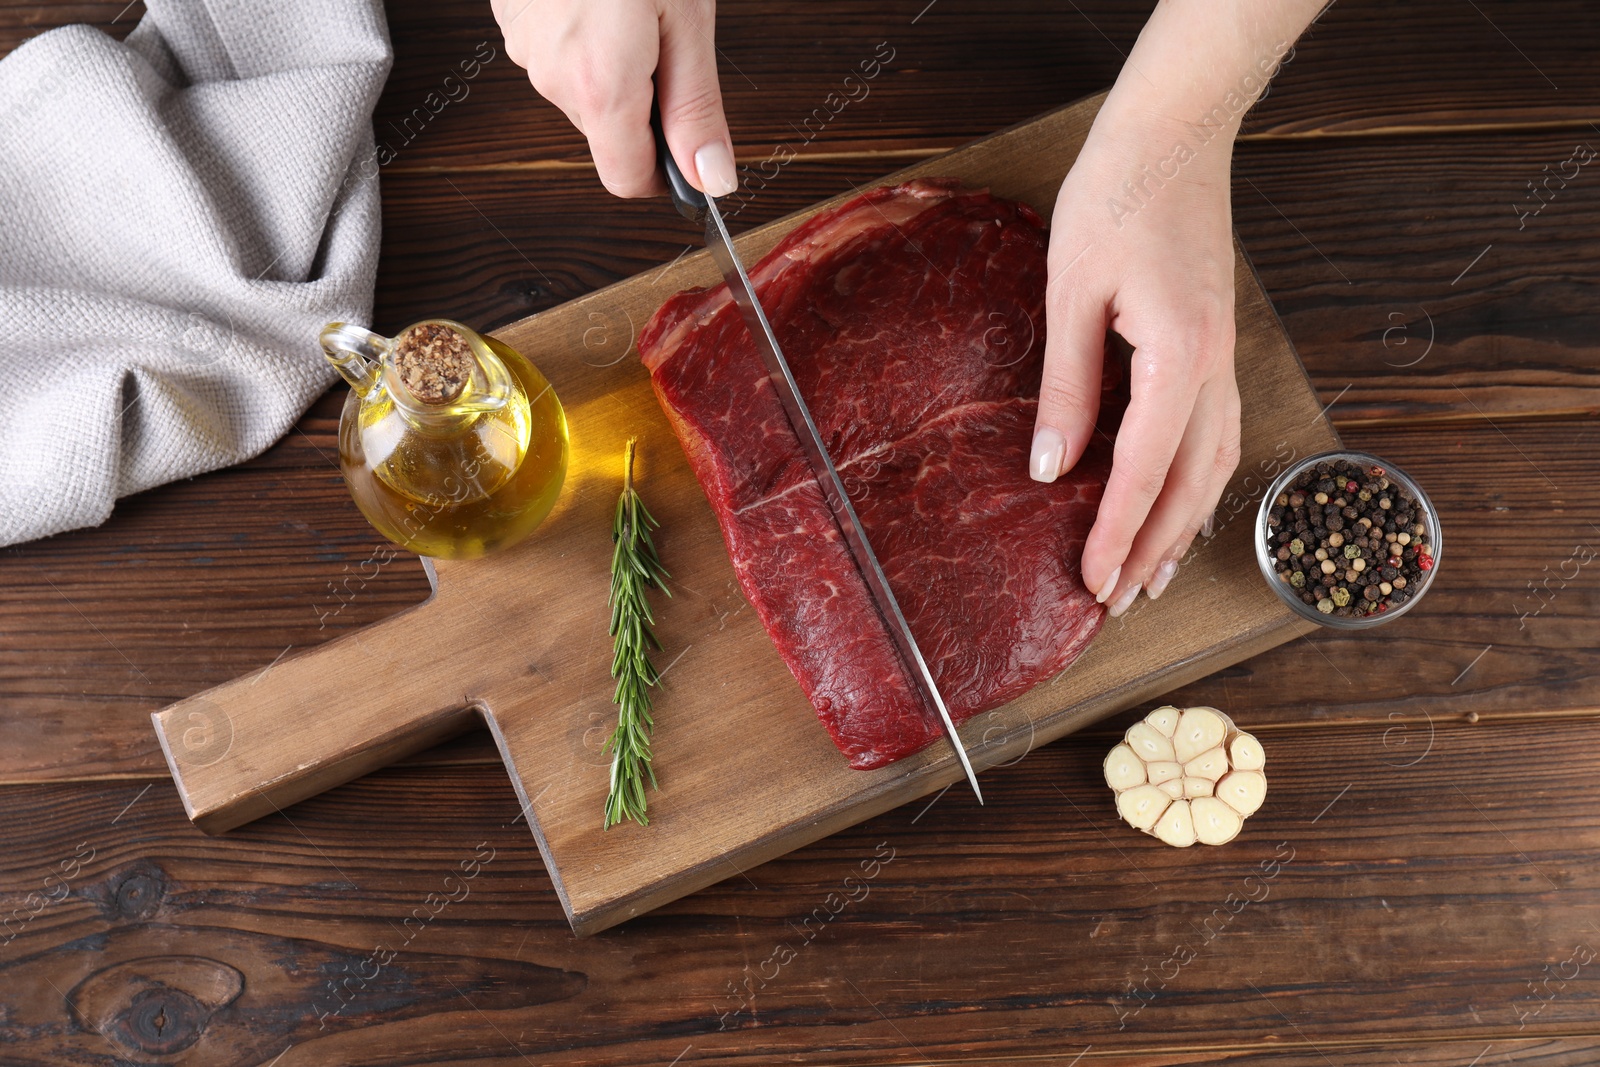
[370,0,1600,172]
[142,94,1337,935]
[1231,132,1600,427]
[6,417,1598,782]
[11,1,1595,160]
[2,719,1596,1063]
[371,127,1600,425]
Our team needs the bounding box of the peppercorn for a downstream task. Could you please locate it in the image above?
[1265,456,1433,621]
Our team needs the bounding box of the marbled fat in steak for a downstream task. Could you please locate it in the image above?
[638,179,1125,769]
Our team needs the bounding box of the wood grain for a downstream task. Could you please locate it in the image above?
[2,719,1596,1063]
[369,0,1600,172]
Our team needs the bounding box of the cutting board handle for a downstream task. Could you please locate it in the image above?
[151,590,481,834]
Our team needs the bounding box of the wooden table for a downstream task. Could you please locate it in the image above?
[3,2,1598,1063]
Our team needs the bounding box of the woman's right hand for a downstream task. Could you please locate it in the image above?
[492,0,737,198]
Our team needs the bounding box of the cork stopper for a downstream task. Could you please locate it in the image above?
[393,323,475,405]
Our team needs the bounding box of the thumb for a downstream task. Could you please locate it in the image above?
[657,1,737,197]
[1031,287,1107,482]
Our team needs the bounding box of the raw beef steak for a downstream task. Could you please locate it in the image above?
[638,179,1125,769]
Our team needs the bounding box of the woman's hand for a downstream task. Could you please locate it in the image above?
[1031,103,1241,618]
[1031,0,1327,617]
[492,0,737,198]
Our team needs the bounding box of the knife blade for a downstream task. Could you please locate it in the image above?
[650,109,983,803]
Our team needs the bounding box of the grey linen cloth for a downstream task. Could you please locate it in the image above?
[0,0,392,546]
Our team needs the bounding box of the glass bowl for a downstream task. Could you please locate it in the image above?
[1254,450,1442,630]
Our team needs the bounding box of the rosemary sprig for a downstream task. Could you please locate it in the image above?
[604,437,671,829]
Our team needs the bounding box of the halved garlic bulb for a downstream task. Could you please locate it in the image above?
[1104,705,1267,846]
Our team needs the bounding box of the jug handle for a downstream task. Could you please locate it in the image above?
[320,322,388,396]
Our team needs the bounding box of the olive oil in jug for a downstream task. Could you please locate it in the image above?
[320,319,568,559]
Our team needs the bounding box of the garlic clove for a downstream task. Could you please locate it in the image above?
[1125,721,1176,763]
[1173,706,1228,763]
[1117,784,1172,832]
[1183,776,1215,798]
[1104,744,1146,791]
[1229,732,1266,772]
[1146,705,1181,737]
[1217,770,1267,817]
[1153,799,1196,847]
[1157,778,1185,799]
[1146,761,1183,786]
[1184,746,1230,782]
[1191,796,1243,845]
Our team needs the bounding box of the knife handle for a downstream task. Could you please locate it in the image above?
[650,97,708,222]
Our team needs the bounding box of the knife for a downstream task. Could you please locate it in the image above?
[650,109,983,803]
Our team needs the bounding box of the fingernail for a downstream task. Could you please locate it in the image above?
[1094,564,1121,604]
[1107,582,1142,618]
[694,140,738,198]
[1201,514,1215,539]
[1146,558,1179,600]
[1030,426,1066,483]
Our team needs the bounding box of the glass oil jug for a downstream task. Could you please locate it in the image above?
[320,318,568,560]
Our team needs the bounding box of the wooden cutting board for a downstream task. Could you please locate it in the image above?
[152,92,1338,936]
